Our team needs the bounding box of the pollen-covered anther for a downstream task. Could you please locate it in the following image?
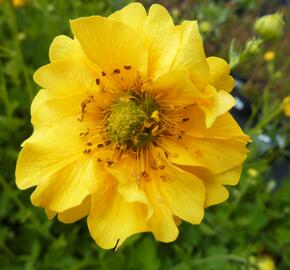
[151,110,160,122]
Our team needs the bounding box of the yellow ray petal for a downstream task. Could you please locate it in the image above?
[145,4,180,79]
[58,195,91,223]
[152,70,203,105]
[49,35,85,62]
[70,16,148,82]
[143,178,179,242]
[33,59,98,97]
[196,85,219,128]
[107,155,152,218]
[172,20,209,90]
[109,2,147,30]
[182,106,250,142]
[217,90,236,116]
[16,118,106,212]
[88,177,148,249]
[31,90,87,130]
[45,209,56,220]
[207,56,235,92]
[187,165,243,207]
[154,152,205,224]
[161,136,248,174]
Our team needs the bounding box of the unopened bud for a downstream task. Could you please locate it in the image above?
[254,13,284,40]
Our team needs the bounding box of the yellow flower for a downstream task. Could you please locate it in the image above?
[16,3,250,249]
[257,256,276,270]
[283,96,290,117]
[247,168,258,178]
[264,51,275,61]
[199,21,212,33]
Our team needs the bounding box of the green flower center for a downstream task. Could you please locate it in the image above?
[106,94,159,149]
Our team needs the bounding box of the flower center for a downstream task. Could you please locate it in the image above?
[106,94,159,149]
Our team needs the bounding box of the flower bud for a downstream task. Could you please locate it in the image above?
[244,38,263,54]
[254,13,285,40]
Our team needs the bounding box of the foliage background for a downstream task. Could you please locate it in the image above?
[0,0,289,269]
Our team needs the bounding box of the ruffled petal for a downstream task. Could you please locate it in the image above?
[49,35,85,62]
[161,136,248,174]
[217,90,236,116]
[143,177,179,242]
[145,4,180,79]
[16,118,106,212]
[88,177,148,249]
[31,90,87,130]
[107,155,152,217]
[70,16,148,82]
[196,85,219,128]
[207,56,235,92]
[109,2,147,30]
[183,107,250,142]
[152,70,203,105]
[187,166,243,207]
[58,195,91,223]
[33,59,98,97]
[172,20,209,90]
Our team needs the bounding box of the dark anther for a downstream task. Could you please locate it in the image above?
[106,159,114,167]
[182,118,189,122]
[159,165,165,170]
[101,71,106,76]
[97,158,102,163]
[113,69,120,74]
[86,142,93,146]
[105,140,111,146]
[97,143,104,148]
[124,65,131,70]
[95,78,100,85]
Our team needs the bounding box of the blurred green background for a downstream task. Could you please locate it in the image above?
[0,0,289,269]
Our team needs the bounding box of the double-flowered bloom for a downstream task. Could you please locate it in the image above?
[16,3,250,249]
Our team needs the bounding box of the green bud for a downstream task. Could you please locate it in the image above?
[244,38,263,54]
[254,13,285,40]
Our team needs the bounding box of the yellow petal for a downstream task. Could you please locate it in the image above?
[207,56,235,92]
[58,195,91,223]
[143,177,179,242]
[109,2,147,30]
[188,166,243,207]
[107,155,152,217]
[16,118,106,212]
[183,106,250,142]
[155,156,205,224]
[88,177,148,249]
[49,35,85,62]
[163,136,248,174]
[33,59,98,97]
[45,209,56,220]
[197,85,218,128]
[217,90,236,116]
[172,20,209,90]
[70,16,148,79]
[145,4,180,79]
[152,70,203,105]
[31,90,85,130]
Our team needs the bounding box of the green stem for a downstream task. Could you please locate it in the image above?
[252,105,282,133]
[5,0,34,101]
[0,59,12,116]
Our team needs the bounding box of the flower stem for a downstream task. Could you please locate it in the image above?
[5,0,34,101]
